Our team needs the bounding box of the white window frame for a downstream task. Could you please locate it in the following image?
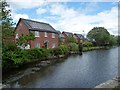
[25,44,30,49]
[35,42,40,48]
[44,32,47,37]
[52,43,55,48]
[52,33,55,38]
[35,31,39,37]
[15,33,19,39]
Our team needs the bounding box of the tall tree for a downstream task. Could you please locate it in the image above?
[1,0,15,44]
[87,27,110,46]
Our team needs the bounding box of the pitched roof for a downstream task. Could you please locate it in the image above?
[74,33,84,39]
[62,31,73,36]
[57,31,61,34]
[20,18,58,33]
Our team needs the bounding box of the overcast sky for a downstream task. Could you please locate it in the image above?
[7,0,118,36]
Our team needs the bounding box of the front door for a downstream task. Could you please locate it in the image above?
[44,40,49,48]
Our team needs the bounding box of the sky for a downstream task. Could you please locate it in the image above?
[6,0,118,36]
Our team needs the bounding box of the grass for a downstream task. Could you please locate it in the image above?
[83,46,102,51]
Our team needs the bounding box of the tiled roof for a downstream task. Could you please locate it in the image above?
[21,18,58,33]
[74,33,84,39]
[62,31,73,36]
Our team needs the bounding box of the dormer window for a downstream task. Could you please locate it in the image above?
[52,33,55,38]
[35,31,39,37]
[44,32,47,37]
[15,33,19,39]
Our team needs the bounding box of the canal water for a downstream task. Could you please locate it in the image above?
[4,47,118,88]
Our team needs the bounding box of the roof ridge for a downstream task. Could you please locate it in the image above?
[63,31,73,34]
[20,18,50,25]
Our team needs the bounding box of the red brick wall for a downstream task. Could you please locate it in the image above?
[62,33,67,44]
[15,20,58,48]
[15,19,30,43]
[76,38,80,43]
[30,32,58,48]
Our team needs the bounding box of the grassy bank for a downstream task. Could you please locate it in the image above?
[83,46,105,52]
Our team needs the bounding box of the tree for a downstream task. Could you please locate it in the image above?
[82,41,93,47]
[58,37,62,46]
[1,0,15,44]
[68,43,78,52]
[87,27,110,46]
[1,1,15,70]
[109,35,117,46]
[117,36,120,45]
[65,36,76,44]
[16,32,35,49]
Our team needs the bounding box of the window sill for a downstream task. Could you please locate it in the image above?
[35,36,40,37]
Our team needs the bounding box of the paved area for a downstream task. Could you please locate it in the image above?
[94,77,119,88]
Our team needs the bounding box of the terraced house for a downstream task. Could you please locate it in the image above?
[15,18,58,49]
[61,31,84,44]
[74,33,84,43]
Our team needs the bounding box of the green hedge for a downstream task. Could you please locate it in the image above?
[27,48,49,60]
[51,45,69,56]
[83,41,93,47]
[68,43,78,52]
[2,44,78,71]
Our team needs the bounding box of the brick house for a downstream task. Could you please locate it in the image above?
[15,18,58,49]
[62,31,73,44]
[57,31,65,45]
[74,33,84,43]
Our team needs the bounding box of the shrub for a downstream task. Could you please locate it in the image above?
[78,43,83,52]
[11,49,29,64]
[83,41,93,47]
[27,48,49,60]
[52,47,63,56]
[3,43,18,52]
[68,43,78,52]
[51,45,69,56]
[59,45,69,54]
[2,47,30,71]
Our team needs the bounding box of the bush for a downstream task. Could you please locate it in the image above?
[68,43,78,52]
[78,43,83,52]
[27,48,49,60]
[2,45,30,71]
[51,45,69,56]
[59,45,69,54]
[83,41,93,47]
[3,43,18,52]
[52,47,63,56]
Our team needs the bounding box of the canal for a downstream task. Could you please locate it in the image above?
[4,47,118,88]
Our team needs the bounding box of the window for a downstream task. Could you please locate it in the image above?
[35,43,40,48]
[25,44,30,49]
[73,35,77,38]
[52,33,55,38]
[35,31,39,37]
[15,33,18,39]
[52,43,55,48]
[44,32,47,37]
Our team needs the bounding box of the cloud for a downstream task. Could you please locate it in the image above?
[36,8,46,14]
[48,3,118,35]
[6,0,45,9]
[7,1,118,35]
[10,10,29,22]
